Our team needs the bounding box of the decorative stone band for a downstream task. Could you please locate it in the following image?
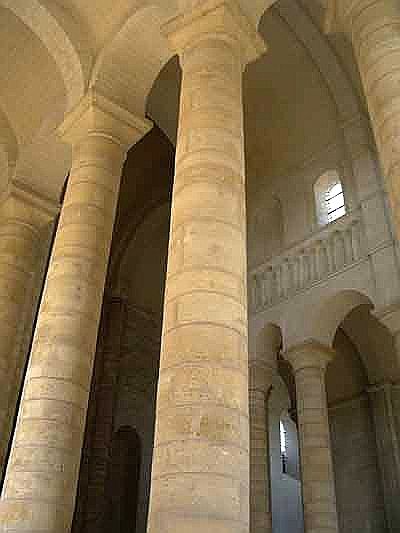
[250,210,363,312]
[162,0,267,68]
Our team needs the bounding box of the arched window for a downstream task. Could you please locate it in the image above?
[314,171,346,226]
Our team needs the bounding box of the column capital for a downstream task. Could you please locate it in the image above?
[284,339,335,374]
[58,89,153,150]
[0,181,59,228]
[162,0,267,66]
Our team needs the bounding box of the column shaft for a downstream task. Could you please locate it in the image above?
[0,93,150,533]
[249,389,272,533]
[0,191,53,477]
[334,0,400,237]
[287,344,339,533]
[147,4,265,533]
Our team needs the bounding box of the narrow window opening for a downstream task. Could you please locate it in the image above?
[326,182,345,223]
[280,420,288,474]
[314,171,346,226]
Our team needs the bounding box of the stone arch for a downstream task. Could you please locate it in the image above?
[90,4,176,118]
[0,0,90,110]
[337,304,400,385]
[256,321,283,357]
[313,289,374,346]
[283,289,374,349]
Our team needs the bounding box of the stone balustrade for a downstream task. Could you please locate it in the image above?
[250,211,364,311]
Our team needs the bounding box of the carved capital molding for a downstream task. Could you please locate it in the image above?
[163,0,267,66]
[0,180,59,228]
[284,339,335,374]
[58,89,152,150]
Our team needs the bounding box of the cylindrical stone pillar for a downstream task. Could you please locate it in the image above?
[249,326,280,533]
[286,341,339,533]
[249,389,272,533]
[0,186,55,477]
[0,91,151,533]
[327,0,400,238]
[146,3,265,533]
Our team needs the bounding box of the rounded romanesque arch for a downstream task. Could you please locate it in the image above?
[0,0,90,110]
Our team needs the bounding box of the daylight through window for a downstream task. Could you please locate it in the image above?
[326,182,345,223]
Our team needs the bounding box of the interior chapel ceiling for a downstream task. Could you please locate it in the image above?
[1,0,392,417]
[0,0,368,203]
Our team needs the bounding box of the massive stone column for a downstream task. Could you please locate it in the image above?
[286,341,339,533]
[0,91,151,533]
[249,326,280,533]
[0,185,56,477]
[146,3,265,533]
[326,0,400,238]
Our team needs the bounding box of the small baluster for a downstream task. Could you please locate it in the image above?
[309,246,318,283]
[298,252,306,289]
[291,256,300,292]
[333,231,346,271]
[314,241,324,280]
[253,273,262,310]
[262,268,273,307]
[281,260,290,298]
[351,220,362,261]
[287,258,295,295]
[275,264,283,300]
[267,267,274,305]
[303,253,310,286]
[343,228,353,265]
[326,237,335,273]
[250,275,257,310]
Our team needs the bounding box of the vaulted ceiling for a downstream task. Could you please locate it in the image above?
[0,0,365,203]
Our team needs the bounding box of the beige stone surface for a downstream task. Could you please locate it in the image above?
[285,341,339,533]
[0,184,56,478]
[249,325,281,533]
[146,3,265,533]
[1,0,400,532]
[327,0,400,240]
[0,92,151,533]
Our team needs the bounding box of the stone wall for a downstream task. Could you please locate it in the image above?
[329,395,387,533]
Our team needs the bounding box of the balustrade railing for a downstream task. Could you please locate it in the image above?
[249,212,364,311]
